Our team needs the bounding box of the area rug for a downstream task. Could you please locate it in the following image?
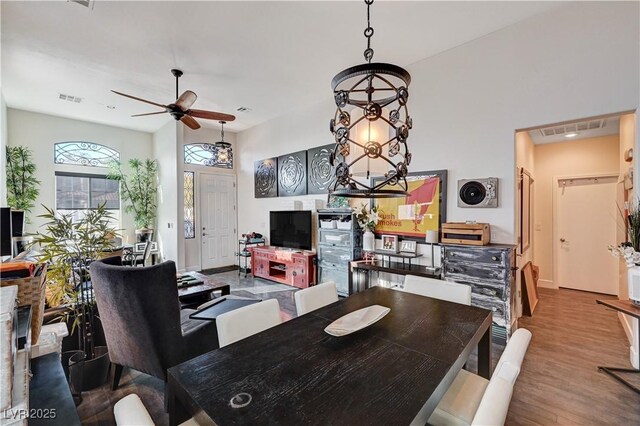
[237,284,296,294]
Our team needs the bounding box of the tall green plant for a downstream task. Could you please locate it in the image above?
[5,146,40,219]
[33,204,117,358]
[108,159,158,229]
[627,198,640,251]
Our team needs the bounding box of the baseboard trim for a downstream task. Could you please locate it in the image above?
[538,279,557,289]
[619,312,633,345]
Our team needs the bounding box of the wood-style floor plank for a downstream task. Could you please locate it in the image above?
[506,287,640,426]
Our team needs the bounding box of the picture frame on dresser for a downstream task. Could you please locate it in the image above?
[371,170,447,242]
[380,235,398,252]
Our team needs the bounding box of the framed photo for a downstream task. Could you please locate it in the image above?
[380,235,398,252]
[372,170,448,242]
[399,240,417,254]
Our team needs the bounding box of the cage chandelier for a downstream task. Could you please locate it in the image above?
[213,120,232,167]
[329,0,412,198]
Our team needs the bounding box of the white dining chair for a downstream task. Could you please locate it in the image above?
[402,275,472,305]
[114,393,199,426]
[294,280,339,316]
[428,328,533,426]
[216,298,282,347]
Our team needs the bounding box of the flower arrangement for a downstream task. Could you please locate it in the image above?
[609,198,640,267]
[609,242,640,267]
[356,203,382,232]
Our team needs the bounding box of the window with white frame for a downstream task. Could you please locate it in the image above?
[55,172,120,227]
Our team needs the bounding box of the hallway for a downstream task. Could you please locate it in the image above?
[507,288,640,425]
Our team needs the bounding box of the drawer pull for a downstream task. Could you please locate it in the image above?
[492,256,498,261]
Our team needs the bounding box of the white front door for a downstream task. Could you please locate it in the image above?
[200,173,236,270]
[556,176,618,295]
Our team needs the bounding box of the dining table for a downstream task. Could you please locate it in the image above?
[167,286,493,425]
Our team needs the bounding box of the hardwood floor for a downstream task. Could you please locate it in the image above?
[77,274,639,425]
[506,287,640,425]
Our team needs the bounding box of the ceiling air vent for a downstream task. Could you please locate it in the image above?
[59,93,83,103]
[538,119,607,137]
[236,106,252,113]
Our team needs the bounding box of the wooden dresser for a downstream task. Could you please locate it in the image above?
[442,244,517,341]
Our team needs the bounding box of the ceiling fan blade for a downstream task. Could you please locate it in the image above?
[181,115,201,130]
[188,109,236,122]
[175,90,197,111]
[111,90,167,109]
[131,111,168,117]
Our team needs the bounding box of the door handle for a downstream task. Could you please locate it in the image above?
[560,238,566,243]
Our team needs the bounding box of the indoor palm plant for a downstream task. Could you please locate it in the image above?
[34,203,117,393]
[5,145,41,223]
[108,158,158,242]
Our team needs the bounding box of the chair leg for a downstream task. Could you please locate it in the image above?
[112,364,124,390]
[164,381,172,413]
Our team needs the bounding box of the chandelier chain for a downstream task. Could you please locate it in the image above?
[219,120,226,142]
[364,0,374,63]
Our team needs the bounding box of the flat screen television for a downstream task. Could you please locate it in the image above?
[0,207,12,256]
[270,210,312,251]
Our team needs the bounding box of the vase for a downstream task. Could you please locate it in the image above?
[363,230,375,252]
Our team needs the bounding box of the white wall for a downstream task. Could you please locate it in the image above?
[6,109,153,239]
[0,94,7,206]
[153,120,182,269]
[181,126,237,271]
[237,2,639,248]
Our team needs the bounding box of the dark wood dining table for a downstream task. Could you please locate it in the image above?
[167,286,493,425]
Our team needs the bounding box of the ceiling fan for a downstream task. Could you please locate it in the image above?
[112,69,236,130]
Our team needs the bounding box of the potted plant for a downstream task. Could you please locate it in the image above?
[5,145,41,225]
[108,158,158,242]
[34,204,118,396]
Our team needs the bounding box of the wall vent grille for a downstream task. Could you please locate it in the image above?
[538,119,607,137]
[59,93,83,103]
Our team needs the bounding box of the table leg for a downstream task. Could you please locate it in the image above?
[597,367,640,394]
[478,325,492,379]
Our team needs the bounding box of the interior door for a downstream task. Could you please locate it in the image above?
[556,176,618,295]
[200,173,236,270]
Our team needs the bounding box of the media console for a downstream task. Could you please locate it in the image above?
[250,246,316,288]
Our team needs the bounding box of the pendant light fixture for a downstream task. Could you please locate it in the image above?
[329,0,412,198]
[213,120,233,168]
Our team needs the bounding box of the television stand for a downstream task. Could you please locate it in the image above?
[250,246,316,288]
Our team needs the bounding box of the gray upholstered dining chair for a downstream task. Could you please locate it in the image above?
[294,280,339,316]
[90,257,219,407]
[402,275,472,305]
[428,328,533,426]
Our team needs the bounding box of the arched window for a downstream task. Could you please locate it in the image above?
[54,141,120,167]
[184,143,233,169]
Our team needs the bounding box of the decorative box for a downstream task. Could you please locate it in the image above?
[441,222,490,246]
[0,265,47,344]
[320,220,337,229]
[0,286,18,411]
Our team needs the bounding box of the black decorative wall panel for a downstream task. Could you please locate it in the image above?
[278,151,307,197]
[307,144,337,194]
[254,158,278,198]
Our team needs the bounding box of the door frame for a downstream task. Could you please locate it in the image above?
[198,171,237,271]
[551,172,619,290]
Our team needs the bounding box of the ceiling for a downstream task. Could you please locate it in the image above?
[1,1,564,133]
[528,115,621,144]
